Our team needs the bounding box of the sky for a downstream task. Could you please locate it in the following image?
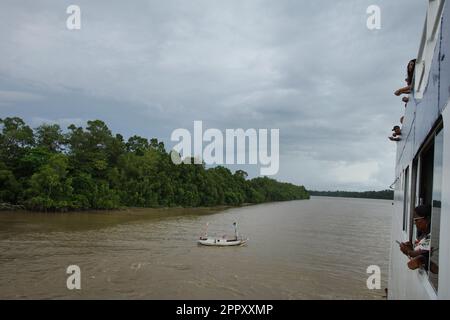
[0,0,427,191]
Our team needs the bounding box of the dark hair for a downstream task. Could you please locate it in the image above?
[415,204,431,220]
[406,59,417,86]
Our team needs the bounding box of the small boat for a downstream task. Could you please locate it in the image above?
[198,222,248,246]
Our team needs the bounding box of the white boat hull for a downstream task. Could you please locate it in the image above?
[389,0,450,299]
[198,237,247,246]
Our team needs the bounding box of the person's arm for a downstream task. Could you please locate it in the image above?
[395,85,412,96]
[408,249,428,258]
[407,255,427,270]
[399,242,413,256]
[400,240,429,257]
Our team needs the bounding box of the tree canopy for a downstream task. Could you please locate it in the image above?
[0,117,309,211]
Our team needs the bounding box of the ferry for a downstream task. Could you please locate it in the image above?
[388,0,450,299]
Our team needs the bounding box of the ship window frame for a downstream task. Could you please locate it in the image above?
[409,158,419,240]
[402,166,410,233]
[428,125,443,292]
[409,119,443,294]
[418,139,434,207]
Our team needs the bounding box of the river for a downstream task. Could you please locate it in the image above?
[0,197,393,299]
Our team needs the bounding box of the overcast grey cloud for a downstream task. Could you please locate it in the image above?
[0,0,427,190]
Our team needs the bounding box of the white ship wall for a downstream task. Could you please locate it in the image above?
[389,0,450,299]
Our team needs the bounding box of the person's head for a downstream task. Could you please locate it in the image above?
[413,205,431,233]
[392,125,401,135]
[406,59,417,85]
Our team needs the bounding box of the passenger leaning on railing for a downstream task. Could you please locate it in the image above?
[399,205,431,270]
[388,125,402,141]
[394,59,416,97]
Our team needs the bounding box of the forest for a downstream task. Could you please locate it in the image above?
[0,117,309,211]
[308,190,394,200]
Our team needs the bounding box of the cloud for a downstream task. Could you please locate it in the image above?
[0,0,428,190]
[0,90,43,104]
[330,161,380,185]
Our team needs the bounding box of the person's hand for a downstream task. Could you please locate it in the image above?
[400,241,412,255]
[407,256,425,270]
[395,89,402,96]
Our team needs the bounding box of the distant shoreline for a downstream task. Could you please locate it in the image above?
[308,190,394,201]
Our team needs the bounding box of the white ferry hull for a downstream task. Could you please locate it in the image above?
[389,0,450,299]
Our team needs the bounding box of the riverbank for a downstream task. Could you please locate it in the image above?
[0,202,261,215]
[0,203,25,211]
[0,199,301,214]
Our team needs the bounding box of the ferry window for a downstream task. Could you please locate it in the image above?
[414,123,443,292]
[429,127,443,291]
[403,167,409,232]
[410,159,419,238]
[418,142,434,207]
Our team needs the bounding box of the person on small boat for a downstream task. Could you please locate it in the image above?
[399,205,431,270]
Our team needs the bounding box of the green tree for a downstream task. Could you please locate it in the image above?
[1,117,310,211]
[35,123,65,152]
[0,162,20,203]
[0,117,34,174]
[26,154,74,211]
[126,135,149,156]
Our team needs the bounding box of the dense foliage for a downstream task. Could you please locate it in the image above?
[308,190,394,200]
[0,117,309,211]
